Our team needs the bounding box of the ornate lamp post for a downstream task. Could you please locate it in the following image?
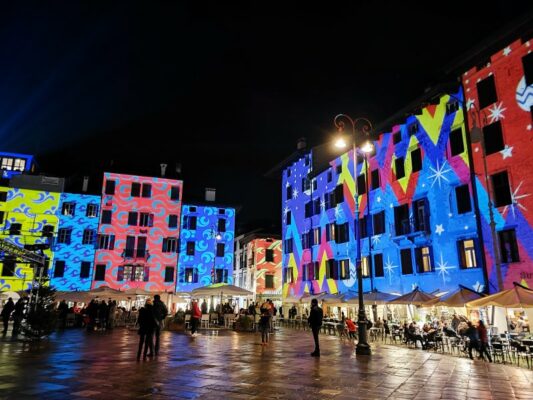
[334,114,373,356]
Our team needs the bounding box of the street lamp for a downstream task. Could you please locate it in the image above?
[211,226,222,284]
[333,114,373,356]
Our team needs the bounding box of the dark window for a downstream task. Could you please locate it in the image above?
[335,223,349,243]
[216,243,225,257]
[0,211,3,225]
[374,254,384,277]
[9,222,21,235]
[499,229,519,263]
[54,261,65,278]
[265,274,274,289]
[413,198,429,233]
[62,202,76,216]
[524,51,533,86]
[415,246,433,273]
[164,266,175,282]
[394,204,410,235]
[334,184,344,205]
[0,192,7,202]
[215,268,228,284]
[455,185,472,214]
[184,267,198,283]
[393,131,402,144]
[136,236,147,258]
[284,238,293,254]
[286,168,291,177]
[186,241,195,256]
[326,259,337,279]
[162,237,178,253]
[131,182,141,197]
[313,262,320,280]
[336,164,342,174]
[86,204,99,217]
[357,174,366,195]
[219,208,225,215]
[411,148,422,172]
[327,170,332,183]
[101,210,112,224]
[302,231,311,249]
[139,213,154,227]
[371,169,380,190]
[325,223,335,241]
[80,262,91,278]
[142,183,152,198]
[313,198,320,215]
[124,236,135,258]
[57,228,72,244]
[449,128,464,156]
[305,201,313,218]
[302,178,311,192]
[446,100,460,115]
[97,234,115,250]
[189,206,197,212]
[218,218,226,232]
[1,258,15,276]
[94,264,106,281]
[286,185,292,200]
[477,75,498,109]
[184,215,197,230]
[359,215,368,238]
[286,211,291,225]
[105,180,116,195]
[168,215,178,228]
[265,249,274,262]
[128,211,138,226]
[400,248,413,275]
[457,239,478,269]
[373,211,385,235]
[312,179,317,191]
[408,123,419,136]
[491,171,512,207]
[170,186,180,201]
[483,121,505,155]
[42,225,54,238]
[395,158,405,179]
[82,229,96,245]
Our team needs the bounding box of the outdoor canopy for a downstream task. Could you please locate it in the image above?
[427,285,485,307]
[466,283,533,308]
[344,290,399,305]
[387,287,438,306]
[190,283,253,297]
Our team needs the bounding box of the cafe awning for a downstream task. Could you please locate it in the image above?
[466,282,533,309]
[428,285,485,307]
[191,283,253,297]
[387,287,438,306]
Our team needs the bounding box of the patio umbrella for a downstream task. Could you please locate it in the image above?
[429,285,485,307]
[344,290,399,305]
[124,288,154,297]
[321,293,346,304]
[466,283,533,308]
[88,286,127,300]
[0,291,20,301]
[191,283,253,298]
[387,287,438,306]
[55,291,91,303]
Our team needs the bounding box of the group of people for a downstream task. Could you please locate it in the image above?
[136,295,169,360]
[1,297,26,335]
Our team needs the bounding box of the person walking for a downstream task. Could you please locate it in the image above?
[190,300,202,337]
[259,301,271,346]
[137,299,157,360]
[1,297,15,334]
[477,320,492,362]
[153,294,168,355]
[12,298,26,335]
[465,321,480,360]
[308,298,323,357]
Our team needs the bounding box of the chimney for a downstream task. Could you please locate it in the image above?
[205,188,216,202]
[82,176,89,193]
[160,163,167,177]
[297,137,307,150]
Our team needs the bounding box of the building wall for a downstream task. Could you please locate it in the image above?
[0,186,60,291]
[0,152,33,179]
[51,193,100,291]
[282,89,486,298]
[176,204,235,291]
[92,173,183,292]
[462,38,533,291]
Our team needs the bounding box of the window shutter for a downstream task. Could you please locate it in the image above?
[457,240,466,269]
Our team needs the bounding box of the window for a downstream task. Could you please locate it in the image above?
[42,225,54,238]
[219,208,225,215]
[325,223,335,241]
[313,227,321,246]
[184,267,198,283]
[523,51,533,86]
[62,202,76,216]
[265,248,274,262]
[80,261,91,278]
[0,211,3,225]
[325,191,335,209]
[371,169,380,190]
[9,222,21,235]
[446,100,460,115]
[393,131,402,144]
[413,198,429,232]
[302,263,311,281]
[170,186,180,201]
[141,183,152,198]
[118,265,148,282]
[491,171,512,207]
[184,215,197,230]
[94,264,106,281]
[287,168,291,177]
[313,197,320,215]
[124,236,135,258]
[455,185,472,214]
[305,202,313,218]
[186,241,195,256]
[411,148,422,172]
[54,261,66,278]
[458,239,478,269]
[326,259,337,279]
[1,258,15,276]
[105,180,116,195]
[359,215,368,238]
[401,248,413,275]
[189,206,197,213]
[286,185,292,200]
[336,164,342,174]
[408,123,419,136]
[1,158,13,170]
[415,246,433,273]
[168,215,178,228]
[483,121,505,155]
[58,228,72,244]
[101,210,112,224]
[394,158,405,179]
[136,236,147,258]
[373,211,385,235]
[0,191,7,202]
[312,179,317,191]
[86,204,99,218]
[218,218,226,232]
[334,184,344,205]
[131,182,141,197]
[357,174,366,195]
[339,259,350,280]
[82,229,96,245]
[286,210,291,225]
[477,75,498,109]
[335,223,349,243]
[302,178,311,192]
[216,243,225,257]
[374,254,384,277]
[313,262,320,280]
[499,229,519,263]
[215,268,228,283]
[449,128,464,156]
[97,234,115,250]
[139,213,154,227]
[265,274,274,289]
[327,170,332,183]
[128,211,138,226]
[394,204,410,236]
[284,238,293,254]
[164,266,175,282]
[361,257,371,278]
[13,158,25,171]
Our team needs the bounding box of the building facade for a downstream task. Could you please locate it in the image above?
[92,173,183,292]
[176,204,235,291]
[0,152,34,180]
[51,193,101,291]
[282,89,487,298]
[461,38,533,291]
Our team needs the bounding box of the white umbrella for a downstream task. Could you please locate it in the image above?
[191,284,253,297]
[0,291,20,301]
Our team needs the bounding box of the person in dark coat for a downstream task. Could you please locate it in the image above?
[152,294,168,355]
[137,299,157,360]
[98,300,109,330]
[308,298,323,357]
[477,320,492,362]
[12,298,26,335]
[465,321,480,360]
[1,298,15,334]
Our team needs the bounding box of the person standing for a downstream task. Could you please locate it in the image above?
[107,300,117,329]
[190,300,202,337]
[201,300,208,315]
[12,298,26,335]
[308,298,323,357]
[137,299,157,360]
[153,294,168,355]
[259,301,271,346]
[465,321,480,360]
[1,298,15,334]
[477,320,492,362]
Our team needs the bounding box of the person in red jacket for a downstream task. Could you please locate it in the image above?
[190,300,202,337]
[477,320,492,362]
[345,318,357,339]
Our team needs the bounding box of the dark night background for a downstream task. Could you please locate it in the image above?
[1,2,532,233]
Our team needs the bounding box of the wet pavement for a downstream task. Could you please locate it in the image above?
[0,327,532,399]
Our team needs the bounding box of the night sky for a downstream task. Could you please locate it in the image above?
[1,2,532,232]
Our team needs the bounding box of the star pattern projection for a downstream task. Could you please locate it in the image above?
[435,252,456,285]
[502,180,531,219]
[500,145,513,159]
[384,256,398,285]
[427,160,452,189]
[488,102,506,123]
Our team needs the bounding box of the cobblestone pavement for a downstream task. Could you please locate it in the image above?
[0,327,532,399]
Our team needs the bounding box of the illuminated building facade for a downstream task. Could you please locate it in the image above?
[0,152,34,180]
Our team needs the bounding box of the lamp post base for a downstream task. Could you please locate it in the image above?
[355,342,371,355]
